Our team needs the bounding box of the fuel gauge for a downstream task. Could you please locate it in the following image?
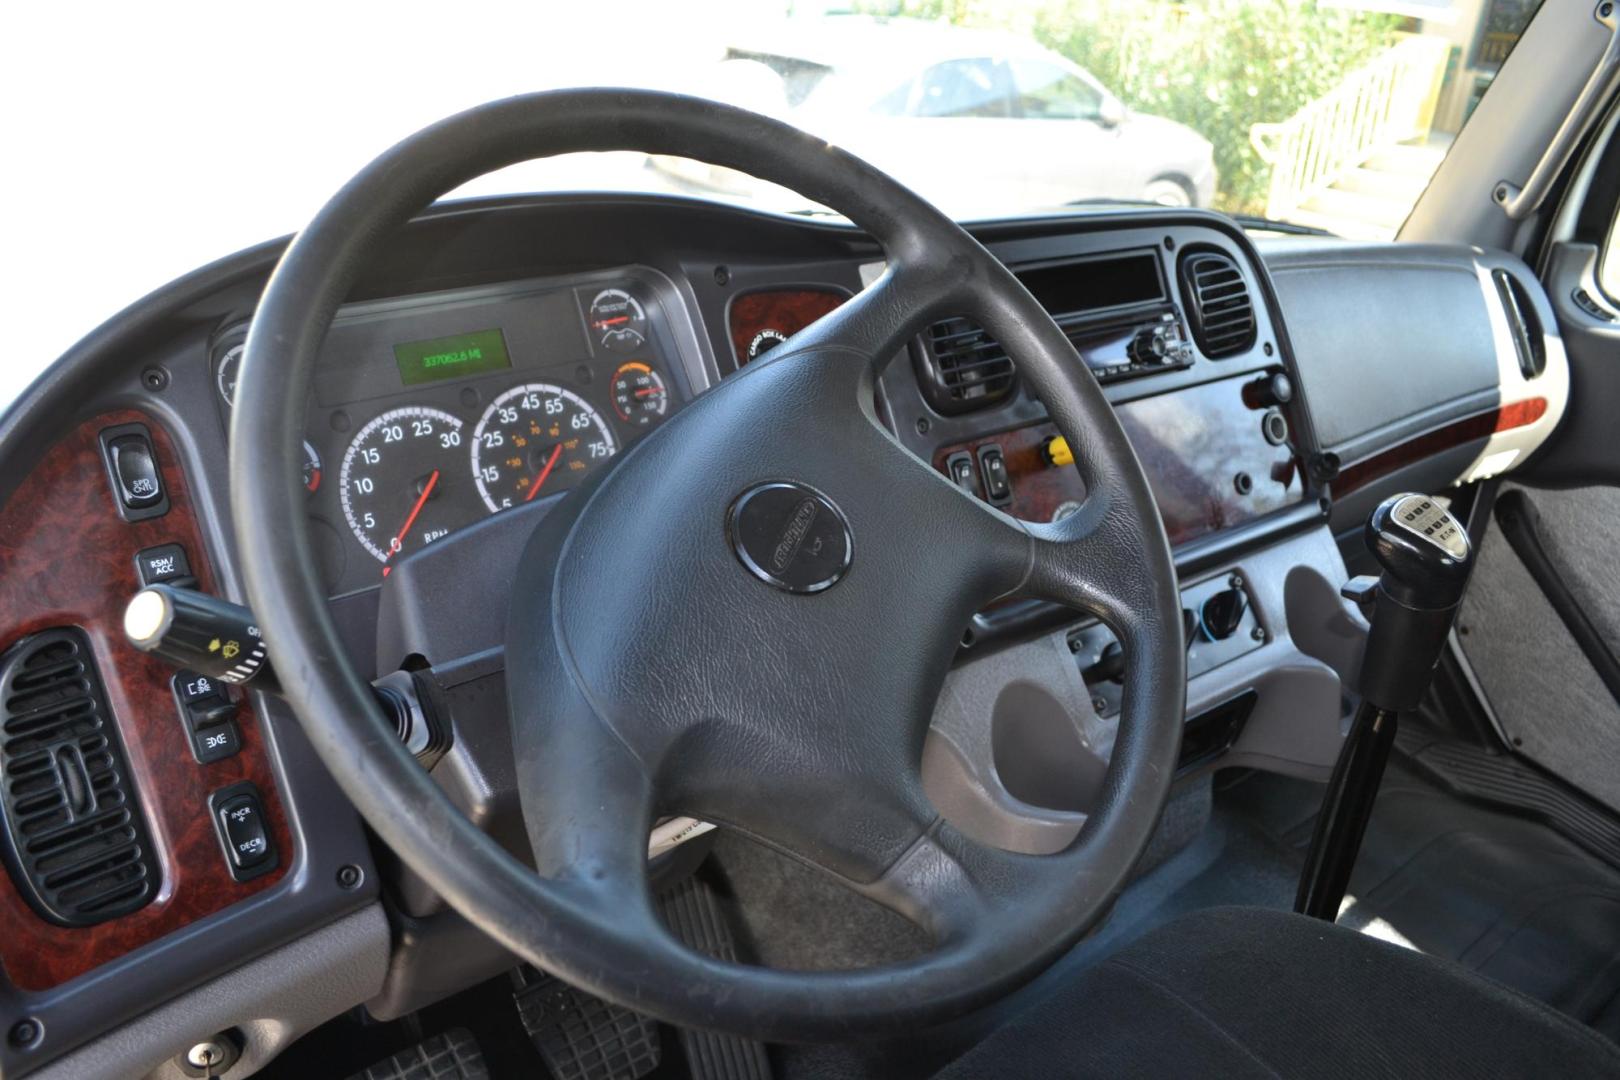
[301,440,323,496]
[610,362,668,427]
[588,288,647,353]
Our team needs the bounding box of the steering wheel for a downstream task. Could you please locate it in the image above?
[232,90,1184,1041]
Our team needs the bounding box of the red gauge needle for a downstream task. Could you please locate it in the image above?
[634,387,662,398]
[595,316,631,328]
[525,444,564,503]
[382,469,439,571]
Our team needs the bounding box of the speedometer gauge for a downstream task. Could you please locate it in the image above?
[471,384,617,512]
[339,406,466,567]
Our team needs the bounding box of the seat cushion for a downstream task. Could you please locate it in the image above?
[936,906,1620,1079]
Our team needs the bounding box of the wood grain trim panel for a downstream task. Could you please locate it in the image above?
[728,288,847,366]
[933,376,1305,546]
[1333,397,1548,496]
[0,410,291,991]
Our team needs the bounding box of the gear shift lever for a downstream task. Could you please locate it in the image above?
[1295,493,1475,920]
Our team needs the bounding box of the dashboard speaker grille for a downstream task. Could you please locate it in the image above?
[0,628,157,927]
[915,317,1018,414]
[1179,250,1256,358]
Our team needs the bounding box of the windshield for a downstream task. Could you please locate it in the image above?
[3,0,1538,405]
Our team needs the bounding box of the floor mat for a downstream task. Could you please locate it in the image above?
[1221,763,1620,1044]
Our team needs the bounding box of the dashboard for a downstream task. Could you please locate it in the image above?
[0,193,1569,1077]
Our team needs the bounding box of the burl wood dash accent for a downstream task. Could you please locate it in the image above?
[728,288,848,366]
[0,411,290,991]
[1333,397,1549,496]
[934,376,1304,546]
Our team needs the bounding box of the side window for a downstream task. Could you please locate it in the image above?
[1012,59,1103,121]
[914,59,1015,119]
[1602,204,1620,301]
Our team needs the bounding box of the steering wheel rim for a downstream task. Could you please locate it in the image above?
[232,89,1185,1041]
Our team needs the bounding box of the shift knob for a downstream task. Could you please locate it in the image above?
[1353,493,1474,711]
[1367,493,1472,608]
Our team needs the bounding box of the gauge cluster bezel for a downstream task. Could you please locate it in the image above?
[209,265,705,599]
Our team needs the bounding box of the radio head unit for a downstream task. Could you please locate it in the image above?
[913,248,1192,415]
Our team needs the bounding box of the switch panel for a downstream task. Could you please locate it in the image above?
[98,422,169,521]
[1073,570,1264,719]
[172,671,241,764]
[209,782,277,881]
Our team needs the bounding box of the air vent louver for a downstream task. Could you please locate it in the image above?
[1179,250,1256,358]
[0,629,156,927]
[914,317,1018,415]
[1492,269,1546,380]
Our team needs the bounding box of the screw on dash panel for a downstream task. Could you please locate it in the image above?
[8,1018,41,1049]
[141,366,170,392]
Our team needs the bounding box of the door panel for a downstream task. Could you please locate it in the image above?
[1461,483,1620,812]
[1458,241,1620,812]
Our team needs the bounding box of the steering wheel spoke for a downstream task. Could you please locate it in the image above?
[518,713,658,899]
[863,827,1043,945]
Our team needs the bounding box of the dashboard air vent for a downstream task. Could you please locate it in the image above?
[1492,269,1546,379]
[1179,250,1256,358]
[914,317,1018,415]
[0,628,157,927]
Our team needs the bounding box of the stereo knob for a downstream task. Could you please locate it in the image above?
[1128,327,1169,365]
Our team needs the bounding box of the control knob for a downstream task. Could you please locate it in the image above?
[1128,326,1171,366]
[1200,587,1249,641]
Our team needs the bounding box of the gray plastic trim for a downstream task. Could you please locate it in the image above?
[30,905,389,1080]
[922,524,1364,855]
[1496,3,1620,220]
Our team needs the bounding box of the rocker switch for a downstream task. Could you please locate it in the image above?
[209,782,277,881]
[217,794,270,871]
[108,435,162,509]
[946,451,978,495]
[978,446,1012,506]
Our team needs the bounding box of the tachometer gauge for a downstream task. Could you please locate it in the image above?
[471,384,617,512]
[339,406,467,568]
[610,362,668,427]
[588,289,647,353]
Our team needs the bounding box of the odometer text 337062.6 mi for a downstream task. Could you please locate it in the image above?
[338,406,467,572]
[471,384,617,512]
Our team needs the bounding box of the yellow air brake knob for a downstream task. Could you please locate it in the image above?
[1043,436,1074,467]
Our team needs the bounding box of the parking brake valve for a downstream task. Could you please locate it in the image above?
[1295,493,1474,921]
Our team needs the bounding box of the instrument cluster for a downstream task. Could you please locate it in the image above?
[213,271,686,596]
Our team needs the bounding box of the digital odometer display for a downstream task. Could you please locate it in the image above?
[394,329,513,387]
